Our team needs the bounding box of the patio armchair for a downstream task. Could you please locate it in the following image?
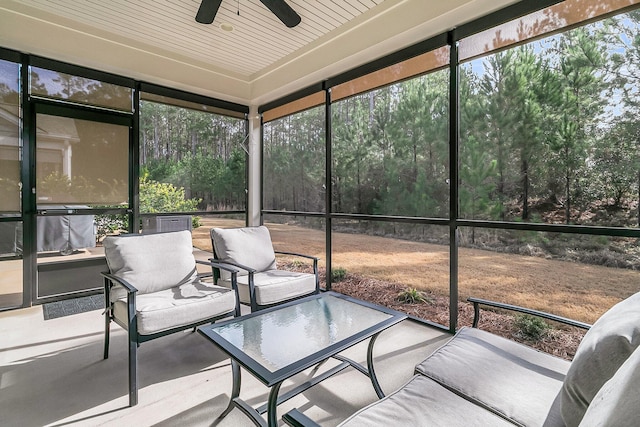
[210,225,319,312]
[101,230,240,407]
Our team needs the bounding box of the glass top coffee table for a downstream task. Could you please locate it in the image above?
[198,291,407,427]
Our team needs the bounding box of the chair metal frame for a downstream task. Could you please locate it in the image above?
[210,229,319,312]
[102,259,241,407]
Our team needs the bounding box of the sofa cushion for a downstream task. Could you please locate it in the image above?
[219,269,316,305]
[577,346,640,427]
[104,230,198,299]
[113,279,236,335]
[211,226,276,281]
[560,291,640,427]
[415,327,570,427]
[339,374,516,427]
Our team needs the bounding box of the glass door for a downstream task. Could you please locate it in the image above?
[0,58,23,310]
[34,109,130,301]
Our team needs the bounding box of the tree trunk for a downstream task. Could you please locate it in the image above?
[497,137,505,221]
[153,118,159,159]
[565,170,571,224]
[521,159,529,220]
[141,133,147,164]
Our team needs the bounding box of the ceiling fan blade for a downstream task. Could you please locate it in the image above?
[259,0,301,28]
[195,0,223,24]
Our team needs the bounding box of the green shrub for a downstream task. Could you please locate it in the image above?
[397,287,429,304]
[95,173,201,240]
[289,259,305,268]
[513,314,550,340]
[139,173,201,219]
[331,267,347,282]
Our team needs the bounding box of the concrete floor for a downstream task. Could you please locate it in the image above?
[0,300,450,427]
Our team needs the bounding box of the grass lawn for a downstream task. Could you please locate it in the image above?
[193,218,639,325]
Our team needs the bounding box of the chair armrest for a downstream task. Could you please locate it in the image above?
[282,409,321,427]
[196,259,240,274]
[200,260,241,316]
[208,258,256,273]
[100,271,138,294]
[275,251,318,262]
[467,297,591,330]
[274,251,320,294]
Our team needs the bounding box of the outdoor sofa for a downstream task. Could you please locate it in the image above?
[284,292,640,427]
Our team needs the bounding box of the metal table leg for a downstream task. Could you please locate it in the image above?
[218,359,241,420]
[267,381,283,427]
[367,332,385,399]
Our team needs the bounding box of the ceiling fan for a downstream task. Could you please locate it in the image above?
[195,0,301,28]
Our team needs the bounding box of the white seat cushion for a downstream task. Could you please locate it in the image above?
[339,375,516,427]
[415,327,569,427]
[113,280,236,335]
[219,269,316,305]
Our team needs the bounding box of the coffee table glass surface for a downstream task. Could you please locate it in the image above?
[198,291,407,426]
[216,292,393,369]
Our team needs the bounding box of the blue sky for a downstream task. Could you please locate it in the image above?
[0,60,19,91]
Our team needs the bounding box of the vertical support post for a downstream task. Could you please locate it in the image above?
[246,113,251,226]
[130,83,140,233]
[448,31,460,334]
[324,86,332,290]
[248,106,262,226]
[21,53,35,307]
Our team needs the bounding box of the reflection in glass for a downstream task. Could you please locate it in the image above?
[141,92,245,119]
[213,294,392,372]
[0,220,23,309]
[0,59,21,213]
[332,46,450,101]
[36,114,129,206]
[459,0,640,61]
[263,105,326,212]
[30,66,133,112]
[262,92,325,123]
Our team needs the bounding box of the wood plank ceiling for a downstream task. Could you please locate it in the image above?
[1,0,518,104]
[8,0,385,78]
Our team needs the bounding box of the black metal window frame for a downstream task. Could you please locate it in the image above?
[0,50,251,310]
[259,0,640,333]
[138,82,250,222]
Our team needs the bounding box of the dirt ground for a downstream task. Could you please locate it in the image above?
[193,218,639,326]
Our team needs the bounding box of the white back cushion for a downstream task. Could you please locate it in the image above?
[104,230,197,295]
[211,226,276,280]
[578,346,640,427]
[561,291,640,426]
